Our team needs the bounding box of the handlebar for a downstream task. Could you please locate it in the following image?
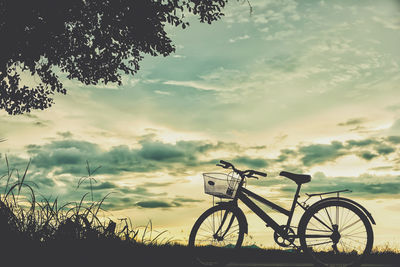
[252,170,267,177]
[216,160,267,179]
[219,160,232,168]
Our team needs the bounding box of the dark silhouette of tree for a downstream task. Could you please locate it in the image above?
[0,0,230,115]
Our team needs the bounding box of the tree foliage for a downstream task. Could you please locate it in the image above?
[0,0,229,115]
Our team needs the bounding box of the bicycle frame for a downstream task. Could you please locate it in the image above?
[210,161,366,243]
[227,177,360,241]
[232,180,303,239]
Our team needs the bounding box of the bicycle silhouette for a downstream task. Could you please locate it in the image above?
[189,160,375,267]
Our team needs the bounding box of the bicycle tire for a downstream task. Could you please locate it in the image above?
[188,204,246,266]
[298,200,373,267]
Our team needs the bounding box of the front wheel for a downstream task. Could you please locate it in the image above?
[188,204,245,266]
[298,200,373,267]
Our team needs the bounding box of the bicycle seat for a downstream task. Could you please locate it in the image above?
[279,171,311,185]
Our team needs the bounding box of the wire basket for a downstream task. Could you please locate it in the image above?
[203,172,241,199]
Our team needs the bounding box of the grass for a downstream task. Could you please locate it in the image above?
[0,156,399,267]
[77,160,102,202]
[0,156,187,266]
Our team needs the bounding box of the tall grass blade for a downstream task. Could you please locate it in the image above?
[151,230,168,244]
[18,159,31,195]
[4,155,14,197]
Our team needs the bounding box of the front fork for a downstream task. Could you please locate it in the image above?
[213,210,235,241]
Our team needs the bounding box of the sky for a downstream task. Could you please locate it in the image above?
[1,0,400,248]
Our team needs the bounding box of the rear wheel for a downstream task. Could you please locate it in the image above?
[188,204,245,266]
[298,200,373,267]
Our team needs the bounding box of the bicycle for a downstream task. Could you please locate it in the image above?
[188,160,375,267]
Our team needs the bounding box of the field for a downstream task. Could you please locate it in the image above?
[0,159,398,267]
[1,236,399,266]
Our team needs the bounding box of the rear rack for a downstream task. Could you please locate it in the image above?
[305,189,352,198]
[302,189,352,208]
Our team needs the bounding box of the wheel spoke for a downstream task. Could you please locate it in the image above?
[300,201,373,267]
[336,203,339,226]
[344,236,367,247]
[340,218,361,232]
[340,211,356,232]
[307,239,334,247]
[322,206,334,226]
[343,230,367,237]
[342,223,365,236]
[305,235,331,238]
[305,227,332,233]
[190,206,242,249]
[310,213,334,231]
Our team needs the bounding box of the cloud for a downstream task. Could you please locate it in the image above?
[135,200,178,209]
[134,196,202,209]
[57,131,73,138]
[117,186,167,197]
[22,135,399,180]
[2,136,234,211]
[338,118,366,127]
[154,90,171,95]
[233,156,268,169]
[9,135,241,177]
[389,119,400,133]
[300,173,400,198]
[313,171,327,179]
[252,1,300,25]
[279,164,305,175]
[346,138,379,148]
[368,166,393,171]
[0,134,269,211]
[372,16,400,30]
[264,30,296,41]
[162,67,248,96]
[386,103,400,112]
[358,151,378,161]
[304,182,400,197]
[163,80,219,91]
[138,140,186,162]
[172,54,186,59]
[275,149,297,163]
[27,172,56,188]
[387,136,400,144]
[283,136,398,168]
[82,181,117,190]
[229,34,250,43]
[173,197,203,203]
[374,144,395,155]
[24,138,240,176]
[3,130,400,213]
[34,121,47,127]
[27,140,100,174]
[299,141,345,166]
[260,54,300,73]
[141,182,174,188]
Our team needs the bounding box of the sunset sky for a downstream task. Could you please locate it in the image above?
[1,0,400,248]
